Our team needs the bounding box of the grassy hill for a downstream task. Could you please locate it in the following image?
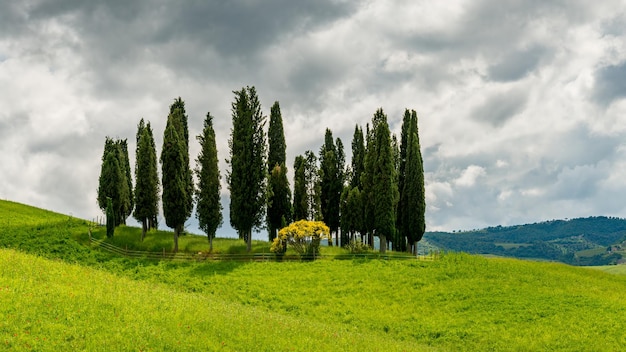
[425,216,626,265]
[3,200,626,350]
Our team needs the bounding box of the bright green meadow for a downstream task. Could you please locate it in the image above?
[2,200,626,351]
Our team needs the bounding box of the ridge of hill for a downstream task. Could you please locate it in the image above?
[424,216,626,265]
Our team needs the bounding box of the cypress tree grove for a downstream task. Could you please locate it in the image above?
[195,112,223,252]
[134,119,160,241]
[403,110,426,255]
[227,86,267,252]
[266,101,292,241]
[161,111,193,252]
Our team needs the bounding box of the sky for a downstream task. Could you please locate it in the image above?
[1,0,626,238]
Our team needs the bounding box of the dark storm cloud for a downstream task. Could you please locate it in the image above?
[593,62,626,107]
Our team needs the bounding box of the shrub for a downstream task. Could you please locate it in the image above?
[271,220,330,260]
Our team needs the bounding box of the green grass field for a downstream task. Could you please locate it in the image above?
[3,200,626,351]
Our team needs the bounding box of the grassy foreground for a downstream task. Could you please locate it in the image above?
[2,200,626,350]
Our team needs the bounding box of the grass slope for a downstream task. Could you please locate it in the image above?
[2,200,626,350]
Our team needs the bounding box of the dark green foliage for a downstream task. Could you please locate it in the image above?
[340,186,363,245]
[167,98,194,222]
[319,129,344,246]
[267,101,287,169]
[97,138,131,227]
[106,198,115,238]
[119,139,134,225]
[160,112,192,252]
[267,164,292,241]
[195,113,223,251]
[350,125,365,190]
[362,109,398,253]
[292,155,308,221]
[266,101,292,241]
[134,119,160,241]
[402,110,426,254]
[227,86,267,252]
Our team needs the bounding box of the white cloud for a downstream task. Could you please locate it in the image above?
[455,165,486,187]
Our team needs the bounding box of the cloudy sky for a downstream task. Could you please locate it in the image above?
[2,0,626,237]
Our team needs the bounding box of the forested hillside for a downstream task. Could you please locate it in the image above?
[425,216,626,265]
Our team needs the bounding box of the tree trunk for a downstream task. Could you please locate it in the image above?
[335,230,339,247]
[209,236,213,252]
[141,218,147,242]
[174,224,182,252]
[379,235,387,253]
[247,229,252,253]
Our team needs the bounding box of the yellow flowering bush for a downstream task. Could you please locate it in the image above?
[270,220,330,260]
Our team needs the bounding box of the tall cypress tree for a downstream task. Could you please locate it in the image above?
[161,111,192,252]
[292,155,308,221]
[146,122,159,230]
[227,86,267,252]
[169,97,194,224]
[305,150,321,221]
[363,109,397,253]
[195,112,223,252]
[97,137,131,227]
[396,109,411,252]
[350,125,365,190]
[403,110,426,255]
[118,139,134,225]
[319,129,342,246]
[266,101,292,241]
[134,119,160,241]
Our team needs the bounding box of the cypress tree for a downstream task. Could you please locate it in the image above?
[169,97,194,224]
[134,119,160,241]
[350,125,365,190]
[340,185,362,245]
[403,110,426,255]
[267,101,292,241]
[363,109,398,253]
[97,137,131,227]
[146,122,159,230]
[227,86,267,252]
[396,110,411,252]
[161,111,192,252]
[305,150,322,221]
[292,155,308,221]
[319,129,342,246]
[118,139,134,225]
[335,138,347,246]
[195,112,223,252]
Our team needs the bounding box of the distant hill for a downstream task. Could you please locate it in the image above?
[424,216,626,265]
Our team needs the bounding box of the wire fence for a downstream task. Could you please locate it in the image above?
[88,236,439,262]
